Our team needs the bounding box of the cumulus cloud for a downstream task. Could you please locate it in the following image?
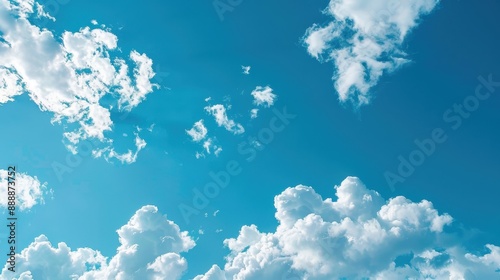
[3,176,499,279]
[194,177,500,279]
[0,0,157,163]
[303,0,440,105]
[0,205,195,280]
[205,104,244,134]
[251,86,277,107]
[0,170,51,211]
[186,120,208,142]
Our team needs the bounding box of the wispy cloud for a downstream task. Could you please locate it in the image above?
[205,104,245,134]
[194,177,500,279]
[241,65,251,75]
[303,0,440,105]
[202,138,222,157]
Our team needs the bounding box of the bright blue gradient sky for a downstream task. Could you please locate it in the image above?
[0,0,499,279]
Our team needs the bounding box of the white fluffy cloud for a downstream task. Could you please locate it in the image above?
[187,120,208,142]
[0,205,195,280]
[1,234,106,280]
[251,86,276,107]
[194,177,500,279]
[0,0,157,163]
[0,170,51,211]
[3,177,500,279]
[205,104,244,134]
[303,0,440,105]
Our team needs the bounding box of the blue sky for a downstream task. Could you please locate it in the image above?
[0,0,500,279]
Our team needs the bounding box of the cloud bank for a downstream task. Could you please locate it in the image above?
[195,177,500,279]
[3,178,499,279]
[0,205,194,280]
[205,104,245,135]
